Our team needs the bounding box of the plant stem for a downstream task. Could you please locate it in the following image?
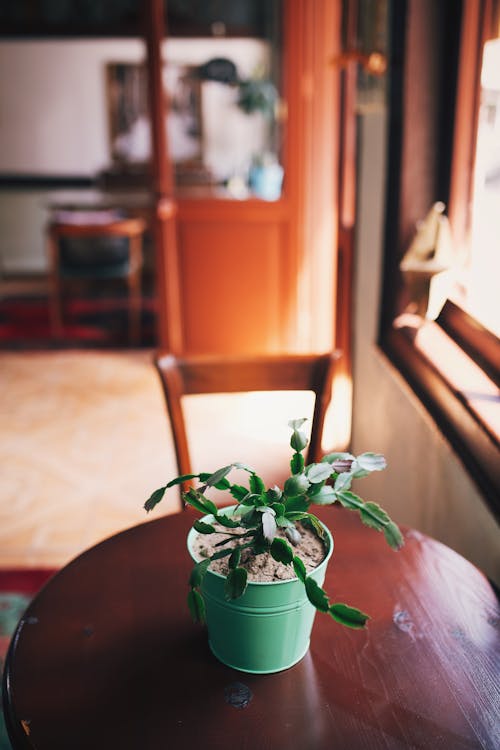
[214,530,257,548]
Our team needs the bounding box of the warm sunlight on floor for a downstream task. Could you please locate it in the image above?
[0,350,316,568]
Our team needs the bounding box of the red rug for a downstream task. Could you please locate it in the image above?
[0,297,157,349]
[0,568,57,594]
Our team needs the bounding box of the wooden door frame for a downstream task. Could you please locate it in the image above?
[284,0,353,448]
[284,0,343,354]
[144,0,352,423]
[144,0,183,352]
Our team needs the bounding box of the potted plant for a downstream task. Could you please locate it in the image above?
[144,419,403,674]
[235,74,284,200]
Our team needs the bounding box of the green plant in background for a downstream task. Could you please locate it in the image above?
[236,77,278,118]
[145,419,404,629]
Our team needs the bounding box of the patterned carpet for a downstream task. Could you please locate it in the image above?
[0,350,178,568]
[0,297,157,349]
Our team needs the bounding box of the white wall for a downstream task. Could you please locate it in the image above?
[351,108,500,586]
[0,38,270,177]
[0,38,271,273]
[0,39,147,273]
[0,40,146,175]
[0,190,52,273]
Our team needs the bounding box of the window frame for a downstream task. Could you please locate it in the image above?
[379,0,500,520]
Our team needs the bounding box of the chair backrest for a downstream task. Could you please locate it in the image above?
[154,351,340,508]
[49,218,146,272]
[49,217,146,239]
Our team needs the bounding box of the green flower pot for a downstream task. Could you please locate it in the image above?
[187,507,334,674]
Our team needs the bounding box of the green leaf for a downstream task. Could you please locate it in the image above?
[293,555,307,583]
[285,525,302,546]
[307,462,333,483]
[270,537,294,565]
[270,502,285,516]
[239,493,261,506]
[260,508,277,542]
[284,473,310,496]
[384,520,404,550]
[335,490,364,511]
[187,589,206,623]
[229,547,241,569]
[305,577,329,612]
[352,452,387,476]
[238,508,258,527]
[205,465,234,487]
[193,520,216,534]
[224,567,248,599]
[214,513,240,528]
[210,548,234,561]
[166,474,200,488]
[329,602,369,629]
[230,485,250,502]
[288,418,307,431]
[144,486,166,512]
[290,429,308,452]
[291,452,305,474]
[233,462,255,473]
[231,503,250,516]
[283,496,309,513]
[189,558,211,588]
[334,491,403,549]
[322,451,354,464]
[199,472,231,490]
[359,501,391,531]
[253,495,267,508]
[303,513,327,541]
[309,485,336,505]
[250,473,266,494]
[337,491,386,526]
[306,480,325,496]
[183,489,218,517]
[285,510,311,521]
[266,485,283,502]
[276,515,294,529]
[333,472,353,492]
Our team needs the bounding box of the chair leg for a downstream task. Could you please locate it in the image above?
[128,236,142,347]
[48,234,63,338]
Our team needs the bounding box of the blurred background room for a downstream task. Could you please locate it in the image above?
[0,0,498,587]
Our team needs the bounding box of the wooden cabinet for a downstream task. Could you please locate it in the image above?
[177,198,292,353]
[147,0,343,356]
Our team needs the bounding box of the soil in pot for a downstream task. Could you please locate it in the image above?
[192,520,327,582]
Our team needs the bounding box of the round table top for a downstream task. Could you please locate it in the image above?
[3,506,499,750]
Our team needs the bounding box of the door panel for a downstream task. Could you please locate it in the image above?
[178,215,291,353]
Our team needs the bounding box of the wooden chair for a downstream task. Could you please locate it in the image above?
[154,351,340,508]
[48,217,146,346]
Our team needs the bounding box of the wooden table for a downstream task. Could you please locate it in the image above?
[3,506,499,749]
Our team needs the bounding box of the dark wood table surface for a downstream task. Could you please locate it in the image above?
[3,506,499,749]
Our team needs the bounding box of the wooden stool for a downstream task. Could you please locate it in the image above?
[47,217,146,346]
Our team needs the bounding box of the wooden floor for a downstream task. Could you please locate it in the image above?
[0,350,313,568]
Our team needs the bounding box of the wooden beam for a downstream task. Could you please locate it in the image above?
[144,0,183,352]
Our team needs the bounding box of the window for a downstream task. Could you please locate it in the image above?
[380,0,500,517]
[455,37,500,337]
